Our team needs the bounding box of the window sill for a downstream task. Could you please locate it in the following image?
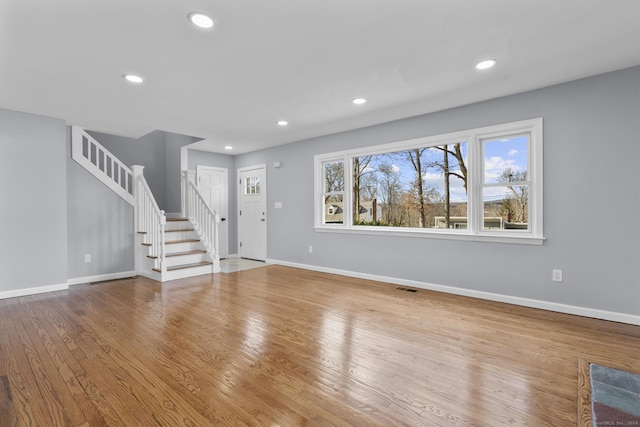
[314,225,545,245]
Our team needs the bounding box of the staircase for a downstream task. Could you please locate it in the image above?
[72,126,221,283]
[140,217,214,281]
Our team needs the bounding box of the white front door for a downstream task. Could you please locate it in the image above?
[197,166,229,258]
[238,165,267,261]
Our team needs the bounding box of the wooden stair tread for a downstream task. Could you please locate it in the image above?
[138,227,193,235]
[147,250,206,259]
[142,239,199,247]
[152,261,212,273]
[166,217,188,222]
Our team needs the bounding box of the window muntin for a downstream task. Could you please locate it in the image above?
[314,118,543,244]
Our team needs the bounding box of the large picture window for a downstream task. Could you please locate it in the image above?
[314,118,544,244]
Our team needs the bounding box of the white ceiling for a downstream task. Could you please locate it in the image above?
[1,1,639,154]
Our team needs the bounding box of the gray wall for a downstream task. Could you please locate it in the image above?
[188,149,238,254]
[0,108,68,291]
[66,128,135,279]
[166,132,201,213]
[88,130,198,213]
[89,130,168,209]
[237,66,640,316]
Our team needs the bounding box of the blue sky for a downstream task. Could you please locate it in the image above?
[482,134,529,202]
[360,134,529,203]
[483,135,528,184]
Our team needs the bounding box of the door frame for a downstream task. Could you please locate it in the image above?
[237,164,267,260]
[196,165,229,258]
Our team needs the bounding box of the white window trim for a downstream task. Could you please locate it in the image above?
[314,118,544,245]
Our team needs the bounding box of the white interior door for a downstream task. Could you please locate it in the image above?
[238,165,266,261]
[197,166,228,258]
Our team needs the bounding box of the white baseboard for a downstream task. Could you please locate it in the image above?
[0,282,69,300]
[267,259,640,326]
[68,270,137,286]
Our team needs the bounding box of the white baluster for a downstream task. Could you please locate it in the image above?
[181,170,188,218]
[160,210,166,275]
[212,211,221,273]
[187,170,196,222]
[132,167,145,227]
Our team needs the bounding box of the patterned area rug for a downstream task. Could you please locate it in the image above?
[578,359,640,426]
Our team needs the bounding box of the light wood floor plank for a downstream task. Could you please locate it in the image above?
[68,291,260,426]
[0,265,639,426]
[17,297,92,427]
[3,301,72,426]
[51,295,213,427]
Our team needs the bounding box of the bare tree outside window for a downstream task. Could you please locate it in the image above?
[499,168,528,224]
[350,143,468,228]
[352,156,373,223]
[324,161,344,201]
[322,161,344,224]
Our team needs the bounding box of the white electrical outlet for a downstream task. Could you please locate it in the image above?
[308,245,313,254]
[84,254,92,263]
[552,269,563,282]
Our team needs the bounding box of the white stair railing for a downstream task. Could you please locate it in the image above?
[71,127,220,279]
[133,165,166,275]
[71,126,135,205]
[183,170,221,273]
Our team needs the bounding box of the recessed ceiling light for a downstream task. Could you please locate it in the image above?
[123,74,144,84]
[352,98,367,105]
[277,120,288,126]
[224,146,233,150]
[475,59,497,70]
[188,12,214,29]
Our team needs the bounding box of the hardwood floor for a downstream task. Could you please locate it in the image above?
[0,265,638,426]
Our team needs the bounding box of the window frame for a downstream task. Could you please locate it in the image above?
[314,118,544,245]
[320,158,347,224]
